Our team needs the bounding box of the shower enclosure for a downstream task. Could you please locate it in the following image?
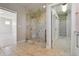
[46,3,79,56]
[51,3,71,55]
[0,7,17,48]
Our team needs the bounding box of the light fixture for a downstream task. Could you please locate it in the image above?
[43,5,46,8]
[61,4,67,12]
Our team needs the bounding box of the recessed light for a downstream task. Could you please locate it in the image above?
[43,5,46,8]
[61,4,67,12]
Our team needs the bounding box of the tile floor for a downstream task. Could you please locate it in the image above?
[0,40,65,56]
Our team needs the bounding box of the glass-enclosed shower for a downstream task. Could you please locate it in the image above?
[51,4,71,55]
[0,8,17,48]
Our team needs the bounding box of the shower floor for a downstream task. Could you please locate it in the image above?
[53,36,71,55]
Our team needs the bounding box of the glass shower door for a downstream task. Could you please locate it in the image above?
[0,8,17,48]
[51,4,71,55]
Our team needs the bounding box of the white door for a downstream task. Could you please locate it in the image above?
[0,8,17,48]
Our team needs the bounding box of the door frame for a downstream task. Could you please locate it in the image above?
[0,7,17,45]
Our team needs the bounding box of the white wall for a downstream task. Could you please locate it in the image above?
[76,4,79,32]
[25,7,46,41]
[46,5,52,48]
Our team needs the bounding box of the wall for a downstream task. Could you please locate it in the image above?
[25,7,46,41]
[36,13,46,41]
[76,4,79,32]
[59,20,66,36]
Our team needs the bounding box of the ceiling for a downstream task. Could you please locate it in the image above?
[0,3,47,9]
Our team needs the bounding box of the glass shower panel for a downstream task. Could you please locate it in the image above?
[0,9,17,47]
[51,4,71,55]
